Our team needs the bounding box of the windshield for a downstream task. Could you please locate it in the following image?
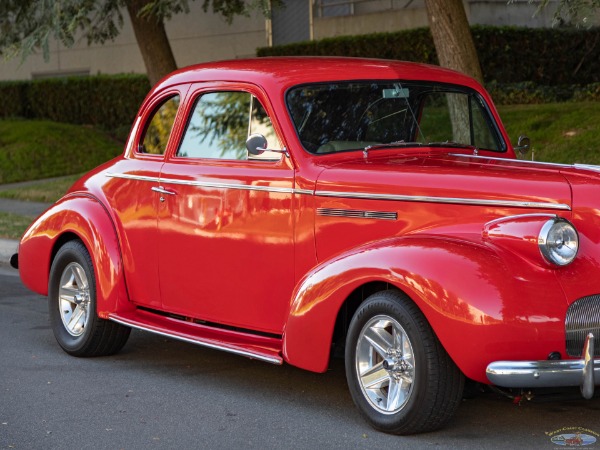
[286,81,505,154]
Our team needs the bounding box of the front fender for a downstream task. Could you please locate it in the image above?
[19,194,133,318]
[283,235,567,383]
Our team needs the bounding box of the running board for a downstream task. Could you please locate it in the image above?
[109,309,283,365]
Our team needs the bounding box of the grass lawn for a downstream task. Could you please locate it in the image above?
[0,175,81,203]
[0,211,34,240]
[0,102,598,240]
[0,119,122,184]
[498,102,600,165]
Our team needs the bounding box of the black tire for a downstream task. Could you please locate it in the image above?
[345,290,464,435]
[48,240,130,356]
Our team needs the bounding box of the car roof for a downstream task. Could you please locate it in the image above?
[150,57,483,96]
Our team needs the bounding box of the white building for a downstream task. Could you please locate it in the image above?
[0,0,575,81]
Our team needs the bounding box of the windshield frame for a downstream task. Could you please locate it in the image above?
[284,79,507,156]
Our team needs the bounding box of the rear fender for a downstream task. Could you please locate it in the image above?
[19,194,133,318]
[282,236,566,383]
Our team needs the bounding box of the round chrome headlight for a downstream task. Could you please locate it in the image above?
[538,218,579,266]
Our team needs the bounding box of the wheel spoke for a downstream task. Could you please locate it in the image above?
[58,262,91,337]
[360,363,390,389]
[60,284,78,295]
[59,294,76,305]
[72,266,88,290]
[363,325,393,358]
[387,378,405,412]
[67,306,86,332]
[355,313,416,414]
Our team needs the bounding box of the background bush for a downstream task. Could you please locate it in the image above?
[258,25,600,86]
[0,74,150,130]
[0,25,597,130]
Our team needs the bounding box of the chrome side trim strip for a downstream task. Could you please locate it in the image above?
[317,207,397,221]
[450,153,573,169]
[574,164,600,173]
[294,188,315,195]
[106,173,160,183]
[484,213,556,228]
[315,190,571,211]
[106,173,314,195]
[160,177,294,194]
[109,316,282,365]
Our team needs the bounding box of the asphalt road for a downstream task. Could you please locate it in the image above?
[2,266,600,449]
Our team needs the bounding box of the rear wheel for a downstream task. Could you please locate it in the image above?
[345,290,464,435]
[48,240,130,356]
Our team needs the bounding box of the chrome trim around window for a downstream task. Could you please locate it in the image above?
[315,190,571,211]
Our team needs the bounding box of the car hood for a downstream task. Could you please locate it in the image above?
[314,153,575,212]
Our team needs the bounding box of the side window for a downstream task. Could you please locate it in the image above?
[140,95,180,155]
[177,91,281,160]
[471,100,500,151]
[248,96,283,160]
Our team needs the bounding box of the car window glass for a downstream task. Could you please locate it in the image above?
[471,99,499,150]
[140,95,180,155]
[417,92,500,151]
[177,91,281,160]
[287,82,503,154]
[248,96,283,160]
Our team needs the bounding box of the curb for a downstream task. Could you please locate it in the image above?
[0,238,18,268]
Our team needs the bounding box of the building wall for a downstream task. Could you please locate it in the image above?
[0,2,268,81]
[312,0,563,40]
[1,0,593,82]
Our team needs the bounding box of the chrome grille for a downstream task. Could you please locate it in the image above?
[317,208,397,221]
[565,294,600,357]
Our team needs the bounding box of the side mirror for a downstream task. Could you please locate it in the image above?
[515,135,530,156]
[245,133,290,158]
[246,134,267,156]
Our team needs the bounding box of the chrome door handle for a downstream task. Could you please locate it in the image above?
[151,186,176,196]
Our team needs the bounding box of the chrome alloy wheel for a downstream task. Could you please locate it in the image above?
[355,314,415,414]
[58,262,91,337]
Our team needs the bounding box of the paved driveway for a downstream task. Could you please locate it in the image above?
[1,267,599,449]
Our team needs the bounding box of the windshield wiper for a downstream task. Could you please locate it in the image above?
[363,141,477,157]
[363,141,425,156]
[426,141,477,150]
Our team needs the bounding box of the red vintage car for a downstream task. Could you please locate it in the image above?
[11,57,600,435]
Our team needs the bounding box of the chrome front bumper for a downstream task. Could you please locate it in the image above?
[486,333,598,399]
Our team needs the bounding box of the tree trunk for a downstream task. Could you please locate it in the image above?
[424,0,483,84]
[126,0,178,86]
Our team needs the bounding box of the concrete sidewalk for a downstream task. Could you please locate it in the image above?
[0,197,52,217]
[0,238,18,268]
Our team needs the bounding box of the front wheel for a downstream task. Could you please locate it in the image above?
[48,240,130,356]
[345,290,464,435]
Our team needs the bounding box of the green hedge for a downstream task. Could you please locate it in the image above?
[1,26,597,130]
[257,25,600,86]
[487,82,600,104]
[0,74,150,129]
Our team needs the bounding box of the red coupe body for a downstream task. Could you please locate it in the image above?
[15,58,600,434]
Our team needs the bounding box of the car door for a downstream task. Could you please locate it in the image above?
[104,91,184,309]
[157,84,295,334]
